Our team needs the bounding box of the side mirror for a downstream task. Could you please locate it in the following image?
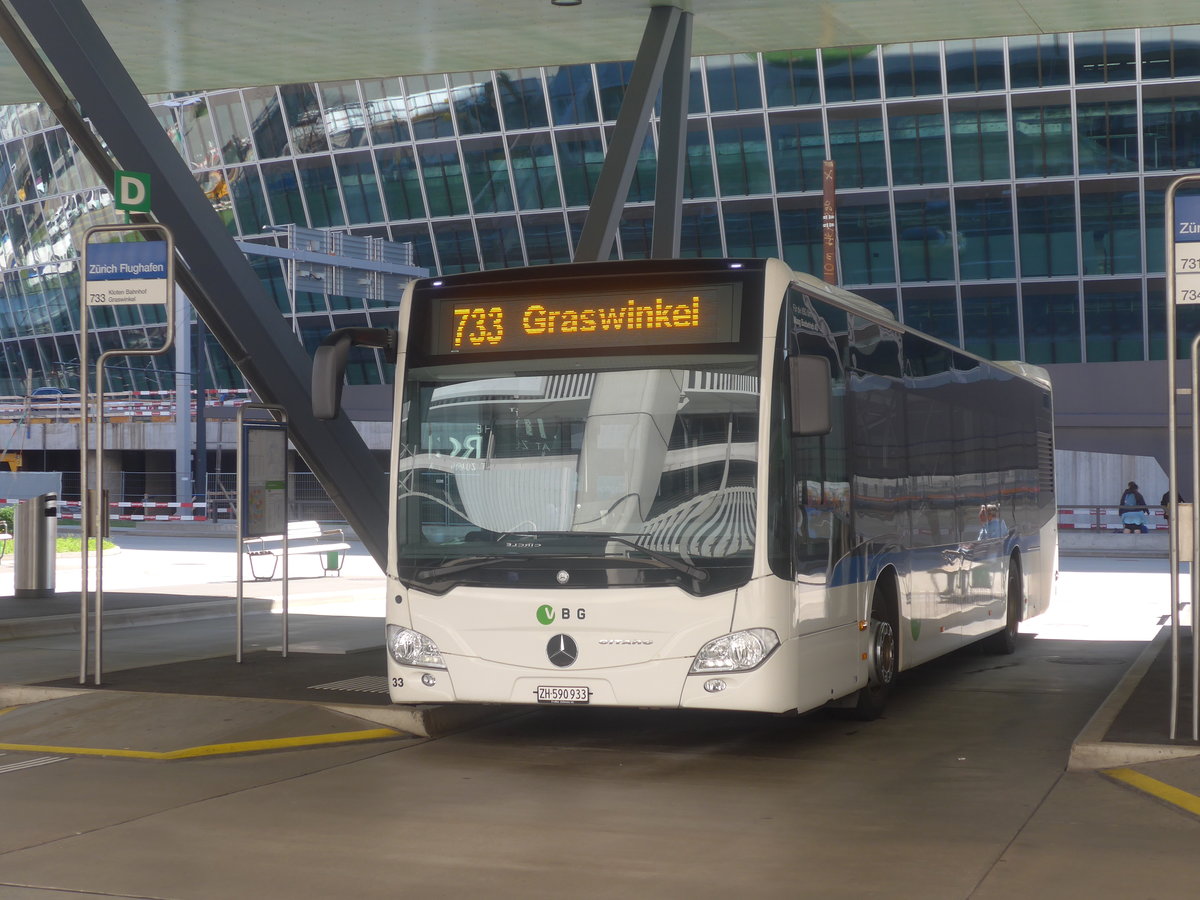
[312,327,396,420]
[789,355,832,436]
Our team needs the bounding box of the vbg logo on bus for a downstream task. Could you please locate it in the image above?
[536,604,587,624]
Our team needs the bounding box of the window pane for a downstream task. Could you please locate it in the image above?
[555,129,604,207]
[522,214,572,264]
[404,75,456,140]
[895,194,955,282]
[680,203,724,257]
[496,69,549,130]
[949,106,1010,181]
[723,202,778,258]
[1017,188,1078,277]
[1077,98,1139,174]
[476,216,524,269]
[955,190,1015,279]
[595,62,635,121]
[1084,284,1143,361]
[1144,186,1165,272]
[712,122,771,196]
[1008,34,1071,88]
[1142,93,1200,171]
[837,199,895,284]
[770,112,825,192]
[1074,30,1137,84]
[280,83,329,154]
[1080,186,1142,275]
[547,65,599,126]
[243,86,289,159]
[902,287,960,345]
[432,222,479,275]
[451,72,501,135]
[377,146,426,220]
[684,123,716,199]
[262,160,304,225]
[962,290,1020,359]
[883,43,942,98]
[778,198,823,275]
[944,39,1006,93]
[461,138,514,214]
[297,156,344,227]
[828,111,886,188]
[1023,287,1082,363]
[228,166,270,233]
[822,46,880,102]
[509,133,561,210]
[618,210,653,259]
[763,49,821,107]
[1142,25,1200,79]
[336,151,384,224]
[360,78,410,145]
[706,54,763,111]
[319,81,368,149]
[417,143,469,217]
[1012,101,1074,178]
[889,111,947,185]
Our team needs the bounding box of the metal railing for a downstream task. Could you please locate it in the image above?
[1057,506,1170,531]
[1,471,347,524]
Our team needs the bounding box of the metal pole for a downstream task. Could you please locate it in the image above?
[87,224,176,685]
[1165,174,1200,741]
[574,5,682,262]
[78,254,90,685]
[1192,336,1200,741]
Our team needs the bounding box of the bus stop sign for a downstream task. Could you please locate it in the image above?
[1173,192,1200,305]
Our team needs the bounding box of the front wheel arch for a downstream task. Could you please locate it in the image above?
[851,569,900,720]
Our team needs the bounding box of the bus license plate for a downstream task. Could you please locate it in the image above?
[536,685,590,705]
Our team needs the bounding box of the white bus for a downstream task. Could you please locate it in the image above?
[314,257,1056,718]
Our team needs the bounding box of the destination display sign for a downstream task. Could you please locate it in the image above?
[431,284,741,355]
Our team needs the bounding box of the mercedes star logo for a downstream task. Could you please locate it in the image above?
[547,634,578,667]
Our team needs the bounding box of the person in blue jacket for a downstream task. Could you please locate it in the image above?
[1118,481,1149,533]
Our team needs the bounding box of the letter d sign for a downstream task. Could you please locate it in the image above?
[114,171,151,213]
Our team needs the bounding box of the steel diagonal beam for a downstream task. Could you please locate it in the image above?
[7,0,389,567]
[574,5,687,262]
[651,10,692,259]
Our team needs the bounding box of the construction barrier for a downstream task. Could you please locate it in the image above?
[1056,506,1169,531]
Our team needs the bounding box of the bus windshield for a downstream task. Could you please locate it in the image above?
[396,359,760,593]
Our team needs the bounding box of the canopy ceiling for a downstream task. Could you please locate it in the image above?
[1,0,1199,106]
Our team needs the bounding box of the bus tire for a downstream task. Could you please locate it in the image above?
[984,554,1022,655]
[853,580,898,720]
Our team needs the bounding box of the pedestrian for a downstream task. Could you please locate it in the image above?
[1161,487,1183,523]
[1118,481,1149,534]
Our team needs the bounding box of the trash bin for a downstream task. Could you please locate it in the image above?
[14,492,57,598]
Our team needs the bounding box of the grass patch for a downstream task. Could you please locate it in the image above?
[56,536,117,552]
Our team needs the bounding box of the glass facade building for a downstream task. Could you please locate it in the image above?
[3,26,1200,395]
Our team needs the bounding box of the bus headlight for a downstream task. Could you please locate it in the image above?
[387,625,446,669]
[690,628,780,673]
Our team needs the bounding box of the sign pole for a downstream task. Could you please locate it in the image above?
[80,216,174,684]
[1165,175,1200,741]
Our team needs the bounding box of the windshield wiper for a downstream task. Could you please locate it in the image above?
[416,555,532,580]
[605,535,709,583]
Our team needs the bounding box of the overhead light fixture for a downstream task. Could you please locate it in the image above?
[551,0,582,6]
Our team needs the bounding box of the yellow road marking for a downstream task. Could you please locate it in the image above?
[1103,767,1200,819]
[0,727,400,760]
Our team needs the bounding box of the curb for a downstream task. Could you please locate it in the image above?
[1068,627,1200,770]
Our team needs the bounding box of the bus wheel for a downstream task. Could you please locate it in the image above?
[854,595,897,720]
[985,557,1021,655]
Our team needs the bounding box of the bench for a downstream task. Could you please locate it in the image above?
[244,520,351,581]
